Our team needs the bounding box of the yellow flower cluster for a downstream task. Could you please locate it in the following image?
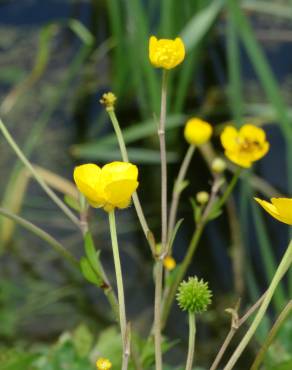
[149,36,185,70]
[184,118,213,146]
[220,124,269,168]
[255,197,292,225]
[96,357,112,370]
[73,162,138,212]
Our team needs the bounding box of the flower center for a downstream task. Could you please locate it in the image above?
[238,138,261,153]
[156,45,177,64]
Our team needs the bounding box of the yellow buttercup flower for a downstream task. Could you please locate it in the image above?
[184,118,213,146]
[163,255,176,271]
[73,161,138,212]
[255,197,292,225]
[96,357,112,370]
[220,124,269,168]
[149,36,185,70]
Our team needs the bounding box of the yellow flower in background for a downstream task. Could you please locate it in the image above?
[149,36,185,70]
[184,118,213,146]
[221,124,269,168]
[163,255,176,271]
[255,197,292,225]
[96,357,112,370]
[74,162,138,212]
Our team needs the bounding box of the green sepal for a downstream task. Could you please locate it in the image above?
[174,179,189,195]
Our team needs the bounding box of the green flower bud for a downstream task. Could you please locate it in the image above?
[176,276,212,313]
[211,157,226,174]
[196,191,209,205]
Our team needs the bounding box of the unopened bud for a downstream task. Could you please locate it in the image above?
[196,191,209,205]
[100,92,117,111]
[212,158,226,174]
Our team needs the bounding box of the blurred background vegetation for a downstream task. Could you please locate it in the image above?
[0,0,292,369]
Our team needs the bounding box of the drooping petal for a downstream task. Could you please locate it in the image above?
[254,197,289,224]
[271,198,292,225]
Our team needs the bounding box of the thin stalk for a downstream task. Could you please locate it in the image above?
[216,169,241,210]
[158,69,169,252]
[168,144,195,240]
[250,300,292,370]
[106,109,151,247]
[0,207,78,267]
[224,239,292,370]
[209,293,266,370]
[0,118,81,229]
[162,223,204,328]
[108,210,128,369]
[186,312,196,370]
[154,68,168,370]
[162,170,242,328]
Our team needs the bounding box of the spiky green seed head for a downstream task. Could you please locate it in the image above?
[176,276,212,313]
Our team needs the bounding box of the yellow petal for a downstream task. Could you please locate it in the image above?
[254,197,291,224]
[184,118,213,145]
[271,198,292,225]
[225,150,252,168]
[101,162,138,185]
[240,124,266,144]
[148,36,185,69]
[104,179,139,210]
[220,126,238,151]
[73,164,105,206]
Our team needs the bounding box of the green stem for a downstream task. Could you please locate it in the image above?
[224,239,292,370]
[108,210,128,368]
[250,300,292,370]
[154,68,168,370]
[168,144,195,240]
[161,223,204,329]
[107,109,152,251]
[186,312,196,370]
[0,118,81,229]
[217,169,241,210]
[0,207,79,267]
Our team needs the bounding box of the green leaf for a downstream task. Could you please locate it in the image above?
[80,257,102,286]
[84,232,103,277]
[168,218,184,253]
[72,324,94,358]
[180,0,224,51]
[72,147,179,164]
